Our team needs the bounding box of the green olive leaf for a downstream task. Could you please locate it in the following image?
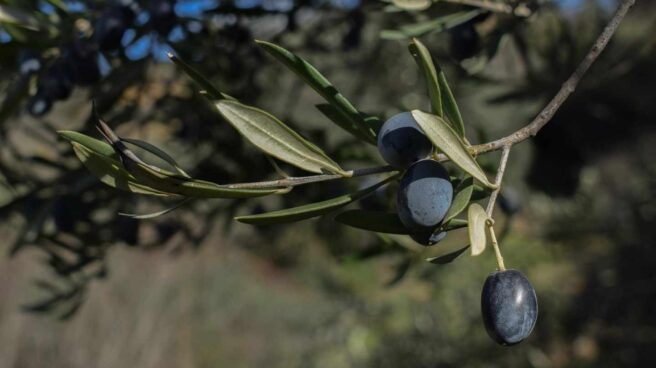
[392,0,431,11]
[122,138,190,178]
[467,203,489,256]
[436,64,466,138]
[256,40,376,145]
[334,210,410,234]
[411,110,496,189]
[380,10,483,40]
[409,38,442,117]
[60,130,280,199]
[215,99,347,175]
[426,245,470,264]
[444,176,474,222]
[60,135,174,197]
[235,174,399,225]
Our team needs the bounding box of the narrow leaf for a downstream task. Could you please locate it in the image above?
[335,210,409,234]
[122,138,190,178]
[408,38,442,116]
[235,174,399,225]
[119,198,192,219]
[256,40,376,144]
[412,110,496,188]
[215,99,346,175]
[468,203,488,256]
[437,66,466,137]
[61,130,279,199]
[426,245,470,264]
[392,0,431,11]
[70,142,173,197]
[380,10,483,40]
[168,52,233,100]
[316,104,374,143]
[443,176,474,222]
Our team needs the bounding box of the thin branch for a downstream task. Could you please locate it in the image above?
[226,165,398,189]
[442,0,532,17]
[485,145,511,216]
[88,0,633,192]
[436,0,636,161]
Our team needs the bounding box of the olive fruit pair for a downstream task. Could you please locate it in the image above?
[481,269,538,345]
[377,112,453,245]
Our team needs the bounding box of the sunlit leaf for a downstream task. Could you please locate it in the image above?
[412,110,496,188]
[235,174,399,225]
[70,142,172,197]
[444,176,474,222]
[61,130,279,199]
[256,40,376,144]
[409,38,442,116]
[392,0,431,11]
[468,203,488,256]
[215,99,346,175]
[426,245,470,264]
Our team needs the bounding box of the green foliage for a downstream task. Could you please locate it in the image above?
[215,99,347,175]
[235,174,400,225]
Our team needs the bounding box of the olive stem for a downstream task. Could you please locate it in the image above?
[485,145,511,217]
[487,219,506,271]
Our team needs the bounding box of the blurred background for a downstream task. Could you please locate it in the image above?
[1,0,655,366]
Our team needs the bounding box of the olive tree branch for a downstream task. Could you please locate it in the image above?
[442,0,636,161]
[98,0,633,192]
[225,165,398,189]
[442,0,532,17]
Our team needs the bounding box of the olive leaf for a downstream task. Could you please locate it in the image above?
[436,64,466,138]
[256,40,376,145]
[380,10,483,40]
[215,99,347,175]
[392,0,431,11]
[409,38,443,117]
[118,198,193,219]
[443,176,474,222]
[468,203,489,256]
[315,104,376,143]
[122,138,190,178]
[235,174,400,225]
[411,110,496,189]
[426,245,470,264]
[59,133,174,197]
